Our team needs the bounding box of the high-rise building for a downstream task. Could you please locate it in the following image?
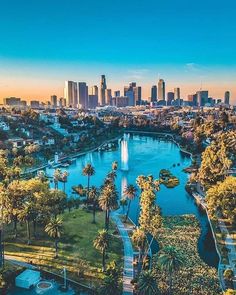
[114,90,120,97]
[174,88,180,100]
[197,90,208,107]
[224,91,230,105]
[78,82,88,109]
[113,96,129,108]
[134,86,142,105]
[91,85,98,96]
[167,92,174,106]
[51,95,57,108]
[100,75,107,106]
[158,79,165,101]
[151,85,157,102]
[126,91,135,106]
[30,100,40,108]
[88,95,98,109]
[59,97,65,108]
[64,81,78,107]
[3,97,21,106]
[105,89,112,105]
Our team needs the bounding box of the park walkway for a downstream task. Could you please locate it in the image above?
[111,209,134,295]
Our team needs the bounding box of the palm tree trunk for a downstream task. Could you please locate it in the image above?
[33,220,37,238]
[26,220,31,245]
[102,249,105,272]
[55,239,58,258]
[125,199,131,223]
[92,203,96,223]
[13,217,17,238]
[169,272,173,295]
[87,176,90,201]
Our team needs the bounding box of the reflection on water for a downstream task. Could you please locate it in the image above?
[46,133,219,267]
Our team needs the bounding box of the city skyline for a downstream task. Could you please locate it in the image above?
[0,0,236,103]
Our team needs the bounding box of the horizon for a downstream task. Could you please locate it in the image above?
[0,0,236,103]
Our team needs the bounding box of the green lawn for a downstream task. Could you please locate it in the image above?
[4,209,123,285]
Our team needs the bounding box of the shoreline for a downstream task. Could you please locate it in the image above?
[22,133,123,176]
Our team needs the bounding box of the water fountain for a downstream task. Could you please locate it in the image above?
[121,137,129,171]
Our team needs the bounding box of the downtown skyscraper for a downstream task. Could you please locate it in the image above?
[158,79,165,101]
[64,81,78,107]
[100,75,107,106]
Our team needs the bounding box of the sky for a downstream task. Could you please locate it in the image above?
[0,0,236,103]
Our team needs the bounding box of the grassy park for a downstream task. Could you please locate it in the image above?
[4,208,123,285]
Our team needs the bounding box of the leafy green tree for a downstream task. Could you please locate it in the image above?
[45,217,63,258]
[224,290,236,295]
[198,142,231,188]
[206,176,236,223]
[93,229,109,271]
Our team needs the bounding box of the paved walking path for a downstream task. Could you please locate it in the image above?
[218,220,236,289]
[111,209,134,295]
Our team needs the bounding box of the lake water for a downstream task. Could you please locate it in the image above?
[46,133,219,267]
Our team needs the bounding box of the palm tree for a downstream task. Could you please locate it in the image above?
[93,229,109,271]
[60,171,69,192]
[137,270,159,295]
[158,246,183,295]
[89,186,99,223]
[53,169,61,190]
[99,184,118,230]
[82,163,95,201]
[99,275,120,295]
[45,217,63,258]
[124,184,137,222]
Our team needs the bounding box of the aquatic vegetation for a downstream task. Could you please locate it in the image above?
[152,215,221,295]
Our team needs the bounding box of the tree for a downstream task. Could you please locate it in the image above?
[99,184,118,230]
[157,246,183,295]
[60,171,69,192]
[132,228,146,273]
[82,163,95,201]
[137,270,159,295]
[93,229,109,271]
[198,142,231,188]
[99,260,121,295]
[224,290,236,295]
[89,186,99,223]
[124,184,137,223]
[53,169,61,189]
[206,176,236,223]
[45,217,63,258]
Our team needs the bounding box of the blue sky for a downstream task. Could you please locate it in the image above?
[0,0,236,101]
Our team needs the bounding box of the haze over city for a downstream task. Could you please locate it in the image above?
[0,0,236,103]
